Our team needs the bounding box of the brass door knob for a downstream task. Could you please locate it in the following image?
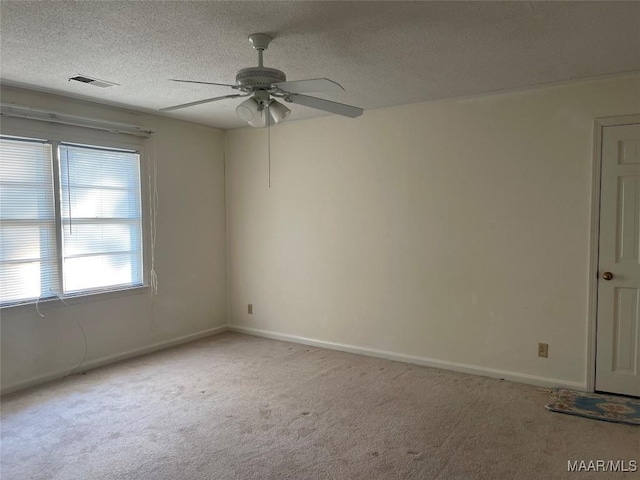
[602,272,613,281]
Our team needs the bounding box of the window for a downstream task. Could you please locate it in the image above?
[0,136,144,305]
[0,138,58,303]
[59,144,143,293]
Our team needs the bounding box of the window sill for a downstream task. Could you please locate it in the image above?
[1,284,150,311]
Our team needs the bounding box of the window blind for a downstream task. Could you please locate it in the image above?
[0,137,58,304]
[59,144,143,293]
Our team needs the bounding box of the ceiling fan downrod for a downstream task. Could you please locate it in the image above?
[248,33,272,68]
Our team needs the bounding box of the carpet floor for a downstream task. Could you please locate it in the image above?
[1,332,638,480]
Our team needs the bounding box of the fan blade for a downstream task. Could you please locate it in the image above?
[287,94,363,118]
[160,94,246,112]
[274,78,344,94]
[170,79,238,88]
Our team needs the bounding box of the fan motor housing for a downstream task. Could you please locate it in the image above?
[236,67,286,89]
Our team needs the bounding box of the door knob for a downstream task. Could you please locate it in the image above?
[602,272,613,281]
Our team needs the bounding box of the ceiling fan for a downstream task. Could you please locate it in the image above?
[161,33,363,127]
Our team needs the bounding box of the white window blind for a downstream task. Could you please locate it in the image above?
[0,137,58,303]
[59,144,143,293]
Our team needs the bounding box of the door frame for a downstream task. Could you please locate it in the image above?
[586,114,640,392]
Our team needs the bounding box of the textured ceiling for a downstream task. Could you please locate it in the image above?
[1,1,639,129]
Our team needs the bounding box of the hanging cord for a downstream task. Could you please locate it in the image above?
[148,135,159,296]
[147,135,159,331]
[34,289,70,316]
[65,148,73,233]
[267,103,271,188]
[34,292,45,318]
[46,289,88,377]
[66,315,89,376]
[33,289,87,377]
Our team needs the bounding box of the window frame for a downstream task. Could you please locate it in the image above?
[0,117,151,309]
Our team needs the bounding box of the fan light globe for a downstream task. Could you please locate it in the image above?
[268,100,291,124]
[247,110,267,128]
[236,98,260,122]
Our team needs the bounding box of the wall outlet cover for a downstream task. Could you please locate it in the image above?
[538,343,549,358]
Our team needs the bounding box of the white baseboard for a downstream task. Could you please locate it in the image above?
[1,325,228,396]
[229,325,586,391]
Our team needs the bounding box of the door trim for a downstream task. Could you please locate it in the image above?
[586,114,640,392]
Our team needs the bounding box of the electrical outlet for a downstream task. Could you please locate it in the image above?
[248,304,253,314]
[538,343,549,358]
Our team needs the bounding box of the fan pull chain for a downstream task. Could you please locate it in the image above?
[267,103,271,188]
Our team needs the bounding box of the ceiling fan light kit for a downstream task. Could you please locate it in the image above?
[162,33,363,127]
[268,100,291,124]
[236,97,261,122]
[235,89,290,127]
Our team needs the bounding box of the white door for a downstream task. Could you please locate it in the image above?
[596,123,640,397]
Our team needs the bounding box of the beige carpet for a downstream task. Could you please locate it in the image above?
[1,332,638,480]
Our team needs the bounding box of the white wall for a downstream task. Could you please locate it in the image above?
[0,86,228,393]
[225,74,640,388]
